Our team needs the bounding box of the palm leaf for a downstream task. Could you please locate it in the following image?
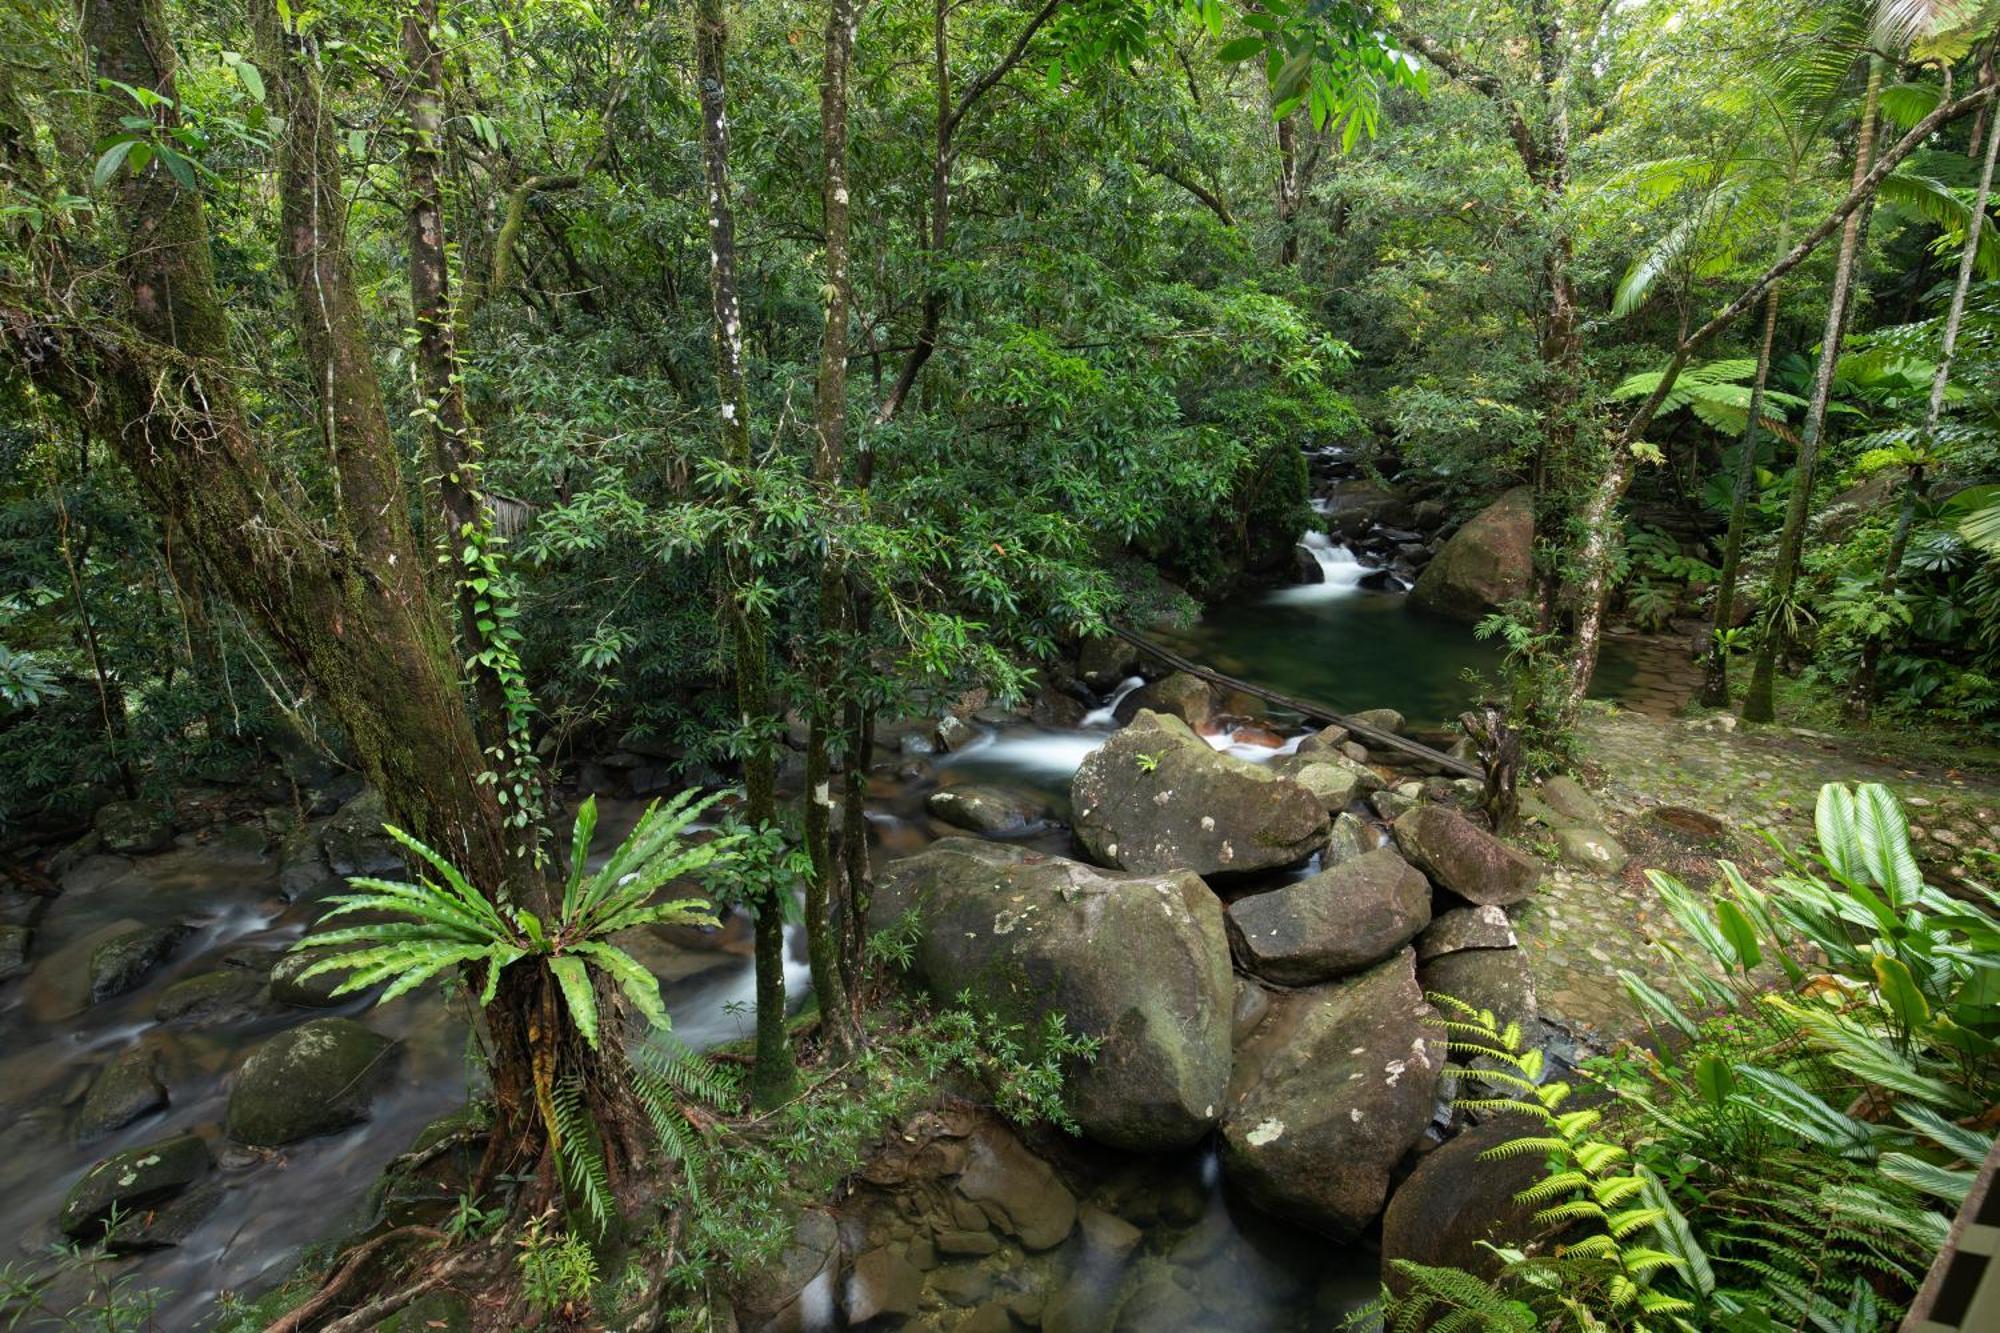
[1875,172,2000,280]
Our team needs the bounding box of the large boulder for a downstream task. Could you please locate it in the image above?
[875,838,1231,1151]
[1380,1119,1548,1287]
[1221,949,1441,1236]
[1420,946,1538,1026]
[1393,804,1542,907]
[1225,849,1432,985]
[1410,488,1533,622]
[924,785,1053,836]
[1416,904,1518,961]
[93,800,174,855]
[1072,710,1328,878]
[226,1017,397,1145]
[1076,636,1140,689]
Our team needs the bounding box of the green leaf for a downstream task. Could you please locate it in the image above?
[1873,953,1931,1031]
[1218,36,1265,62]
[549,955,599,1049]
[1715,898,1762,971]
[572,940,671,1033]
[1695,1052,1737,1108]
[92,139,138,190]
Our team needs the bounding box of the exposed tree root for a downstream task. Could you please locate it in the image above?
[262,1226,443,1333]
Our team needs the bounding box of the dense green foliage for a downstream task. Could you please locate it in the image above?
[1363,782,1999,1330]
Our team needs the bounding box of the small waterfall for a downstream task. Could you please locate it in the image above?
[1082,675,1145,728]
[1270,530,1368,604]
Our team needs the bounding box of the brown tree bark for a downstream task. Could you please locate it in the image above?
[803,0,864,1060]
[695,0,798,1108]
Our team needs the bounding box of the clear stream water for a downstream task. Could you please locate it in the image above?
[1,534,1638,1328]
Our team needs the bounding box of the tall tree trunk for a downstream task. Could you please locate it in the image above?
[1744,57,1883,723]
[402,0,511,758]
[1852,61,1999,716]
[803,0,862,1059]
[696,0,797,1108]
[1699,275,1785,707]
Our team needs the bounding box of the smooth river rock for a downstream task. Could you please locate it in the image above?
[924,784,1053,836]
[1221,948,1441,1237]
[226,1017,397,1145]
[875,838,1232,1151]
[1380,1118,1548,1287]
[1392,804,1542,906]
[1072,710,1327,878]
[59,1132,210,1243]
[1225,848,1432,985]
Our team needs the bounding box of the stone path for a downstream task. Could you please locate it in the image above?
[1510,709,2000,1045]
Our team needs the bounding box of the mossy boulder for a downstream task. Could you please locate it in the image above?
[1221,949,1441,1237]
[1225,848,1432,985]
[154,969,269,1025]
[1072,710,1328,878]
[93,800,174,854]
[59,1133,210,1242]
[268,949,349,1007]
[1119,672,1216,728]
[875,838,1232,1151]
[76,1045,168,1140]
[226,1017,397,1145]
[1410,487,1533,622]
[321,788,403,878]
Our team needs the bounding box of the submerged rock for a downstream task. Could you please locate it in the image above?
[1409,486,1533,622]
[924,784,1053,836]
[89,923,191,1002]
[954,1123,1076,1249]
[59,1132,210,1243]
[1221,949,1441,1236]
[268,949,350,1007]
[76,1045,168,1140]
[0,923,28,980]
[846,1245,922,1324]
[875,838,1232,1151]
[154,969,269,1026]
[93,800,174,855]
[1393,804,1542,907]
[1072,710,1328,878]
[226,1017,397,1145]
[1225,848,1432,985]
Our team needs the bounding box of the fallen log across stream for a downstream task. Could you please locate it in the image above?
[1106,624,1486,781]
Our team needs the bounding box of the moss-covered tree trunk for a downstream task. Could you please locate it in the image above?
[696,0,798,1108]
[6,0,640,1224]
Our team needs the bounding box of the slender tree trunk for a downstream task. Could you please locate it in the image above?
[403,0,510,755]
[1699,274,1785,707]
[1852,62,1999,716]
[1275,112,1303,266]
[1744,58,1883,723]
[696,0,797,1107]
[803,0,863,1059]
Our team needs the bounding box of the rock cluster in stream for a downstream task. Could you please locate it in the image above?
[880,701,1545,1246]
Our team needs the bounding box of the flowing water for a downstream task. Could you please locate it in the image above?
[1,523,1609,1328]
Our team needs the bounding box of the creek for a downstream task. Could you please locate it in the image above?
[1,524,1638,1329]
